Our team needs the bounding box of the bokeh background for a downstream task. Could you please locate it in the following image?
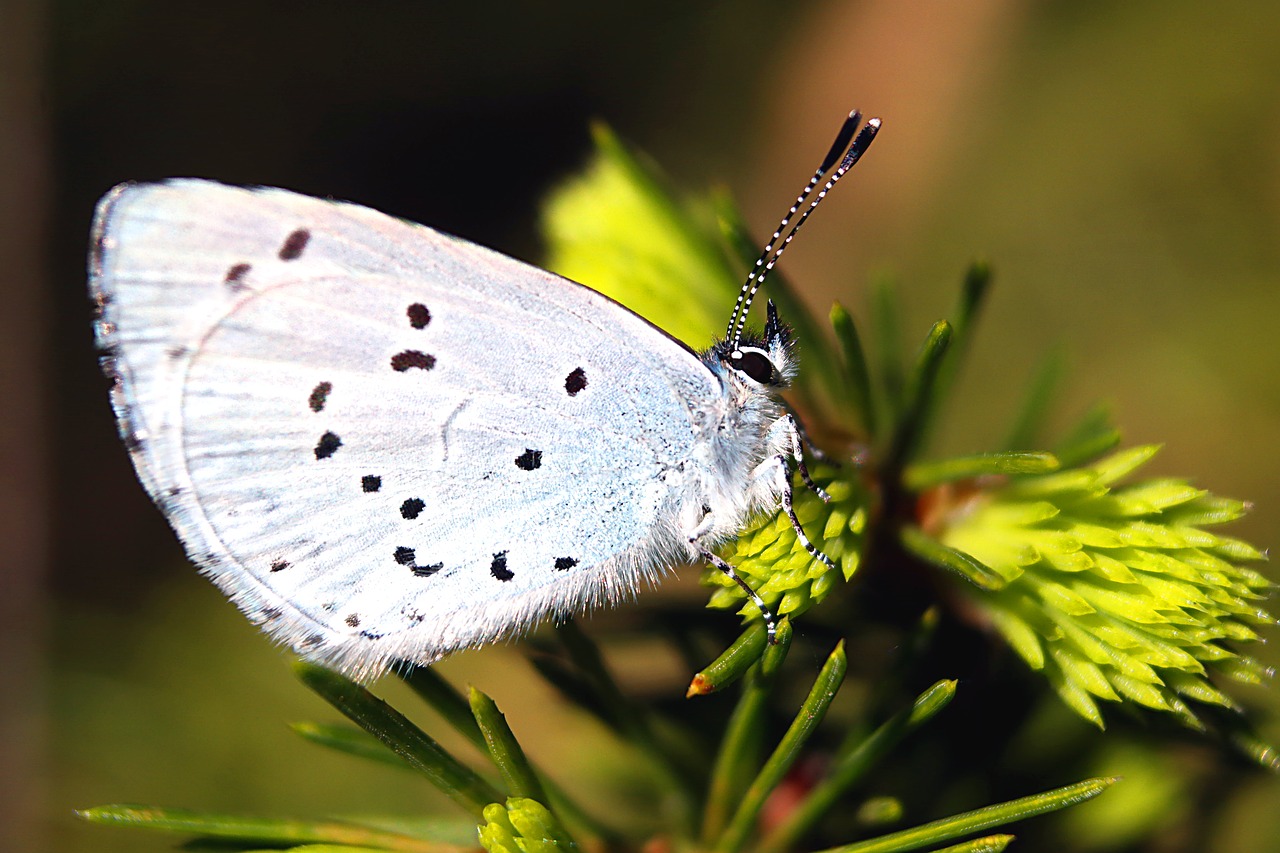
[2,1,1278,851]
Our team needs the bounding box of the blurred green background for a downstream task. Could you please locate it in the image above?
[2,1,1278,851]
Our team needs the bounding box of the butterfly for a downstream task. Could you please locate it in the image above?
[90,111,879,680]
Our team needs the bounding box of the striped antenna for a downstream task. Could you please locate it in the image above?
[726,111,881,349]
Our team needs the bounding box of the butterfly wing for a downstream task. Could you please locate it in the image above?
[92,179,720,678]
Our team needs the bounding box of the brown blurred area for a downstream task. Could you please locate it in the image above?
[3,2,1278,852]
[1,1,51,851]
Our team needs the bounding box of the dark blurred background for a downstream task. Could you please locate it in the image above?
[2,2,1278,851]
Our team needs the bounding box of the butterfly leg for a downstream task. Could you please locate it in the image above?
[771,452,838,571]
[758,415,837,571]
[782,401,831,465]
[697,545,778,644]
[782,413,831,503]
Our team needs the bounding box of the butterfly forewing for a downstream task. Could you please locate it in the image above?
[92,179,719,678]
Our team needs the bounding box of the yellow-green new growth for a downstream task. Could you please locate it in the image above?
[932,445,1272,729]
[705,466,866,621]
[479,798,577,853]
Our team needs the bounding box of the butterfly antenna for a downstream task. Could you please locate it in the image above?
[724,110,860,346]
[727,111,881,349]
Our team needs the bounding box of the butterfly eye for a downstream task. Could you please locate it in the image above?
[730,348,777,385]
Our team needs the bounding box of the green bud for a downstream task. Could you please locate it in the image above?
[478,798,576,853]
[929,445,1272,731]
[705,466,867,622]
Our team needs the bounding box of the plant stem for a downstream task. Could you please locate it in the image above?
[715,641,848,853]
[757,679,957,853]
[295,664,501,818]
[699,620,793,845]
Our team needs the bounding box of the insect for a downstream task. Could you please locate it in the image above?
[90,111,879,680]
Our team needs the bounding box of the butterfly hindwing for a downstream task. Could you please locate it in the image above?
[92,179,719,677]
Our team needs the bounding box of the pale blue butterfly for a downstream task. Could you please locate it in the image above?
[90,112,879,680]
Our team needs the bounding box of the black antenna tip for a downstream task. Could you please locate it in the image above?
[818,110,863,174]
[840,117,882,171]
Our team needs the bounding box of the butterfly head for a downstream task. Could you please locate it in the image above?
[711,300,795,392]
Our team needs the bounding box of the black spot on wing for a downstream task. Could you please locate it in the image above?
[554,557,578,571]
[270,559,289,572]
[490,551,513,582]
[362,475,382,493]
[309,381,332,413]
[396,545,442,577]
[278,228,310,260]
[314,431,342,459]
[225,262,252,288]
[515,449,542,471]
[407,303,431,329]
[400,498,425,520]
[565,367,587,396]
[391,350,436,372]
[345,613,360,628]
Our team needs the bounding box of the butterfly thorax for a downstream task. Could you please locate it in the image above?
[675,321,797,554]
